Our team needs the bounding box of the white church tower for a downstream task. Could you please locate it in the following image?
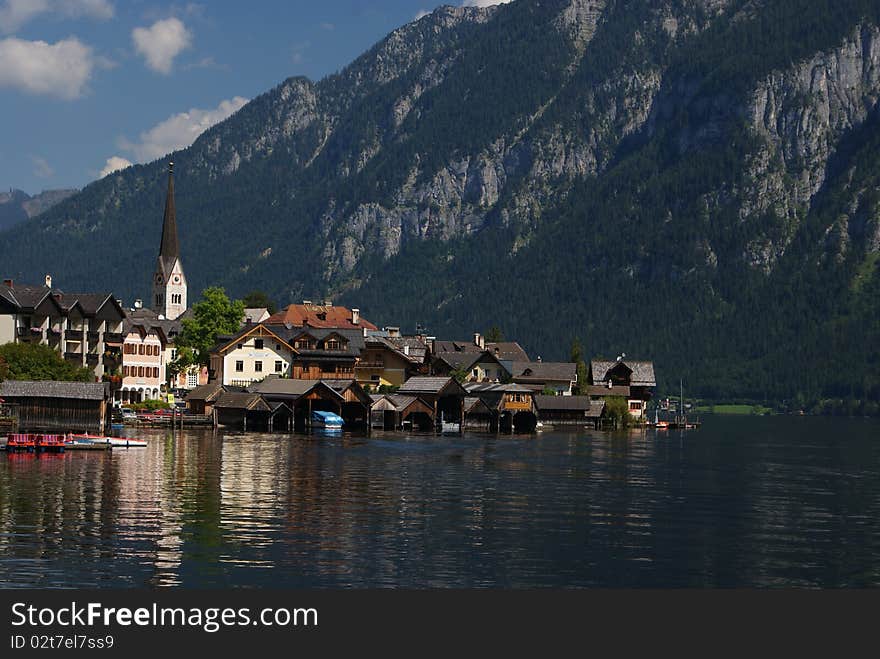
[152,162,187,320]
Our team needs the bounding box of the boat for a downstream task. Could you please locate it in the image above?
[66,433,148,448]
[310,410,344,429]
[63,437,111,451]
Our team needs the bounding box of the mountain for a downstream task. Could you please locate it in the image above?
[0,0,878,408]
[0,188,77,231]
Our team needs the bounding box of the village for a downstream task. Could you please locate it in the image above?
[0,165,656,439]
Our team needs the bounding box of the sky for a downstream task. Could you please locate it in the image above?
[0,0,510,195]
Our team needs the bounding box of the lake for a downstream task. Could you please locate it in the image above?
[1,416,878,588]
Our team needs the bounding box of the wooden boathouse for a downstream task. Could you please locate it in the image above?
[534,395,605,428]
[0,380,110,433]
[247,378,347,430]
[396,376,467,431]
[370,394,435,430]
[463,382,538,432]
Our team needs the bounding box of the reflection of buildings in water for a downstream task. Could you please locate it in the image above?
[110,430,184,586]
[219,434,289,561]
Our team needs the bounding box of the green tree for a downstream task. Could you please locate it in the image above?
[485,326,504,342]
[241,290,277,314]
[177,287,245,365]
[603,396,633,428]
[167,345,196,388]
[0,343,93,382]
[0,354,8,380]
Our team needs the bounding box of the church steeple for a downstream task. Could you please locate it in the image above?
[152,161,187,320]
[159,161,179,264]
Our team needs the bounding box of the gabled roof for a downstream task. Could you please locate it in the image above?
[590,359,656,387]
[214,323,296,355]
[248,377,344,401]
[432,339,529,362]
[464,397,493,415]
[0,380,108,401]
[510,361,577,382]
[266,303,377,330]
[364,336,425,364]
[214,391,270,411]
[243,308,270,324]
[398,376,467,397]
[185,382,225,403]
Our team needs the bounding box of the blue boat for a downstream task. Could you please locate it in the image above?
[311,410,344,429]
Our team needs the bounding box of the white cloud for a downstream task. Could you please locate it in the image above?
[99,155,132,178]
[118,96,248,162]
[461,0,512,6]
[0,36,101,99]
[0,0,113,34]
[30,155,53,178]
[132,17,192,74]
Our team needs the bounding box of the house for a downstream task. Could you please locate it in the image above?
[209,323,295,387]
[0,276,126,381]
[397,376,468,430]
[356,333,428,388]
[463,382,538,432]
[0,380,111,433]
[509,360,578,396]
[265,301,377,330]
[588,357,656,419]
[120,321,167,404]
[534,395,605,428]
[431,349,511,383]
[432,333,530,362]
[287,327,364,380]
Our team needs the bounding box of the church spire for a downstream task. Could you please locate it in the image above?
[159,161,179,261]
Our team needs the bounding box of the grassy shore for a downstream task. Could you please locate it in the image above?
[694,404,773,415]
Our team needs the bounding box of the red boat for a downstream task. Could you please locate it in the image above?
[5,433,66,453]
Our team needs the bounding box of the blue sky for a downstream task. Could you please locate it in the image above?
[0,0,508,195]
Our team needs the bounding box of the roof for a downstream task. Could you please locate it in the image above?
[584,385,631,398]
[0,380,108,401]
[364,335,425,364]
[590,359,656,387]
[124,307,182,341]
[464,382,534,394]
[266,303,377,330]
[248,378,344,401]
[534,395,605,417]
[0,282,119,318]
[398,376,465,396]
[214,391,269,411]
[158,164,179,267]
[243,308,270,324]
[510,361,577,382]
[432,339,529,362]
[464,396,493,415]
[185,382,225,402]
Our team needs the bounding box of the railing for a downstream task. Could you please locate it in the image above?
[87,331,100,342]
[104,332,123,343]
[47,327,62,337]
[86,353,99,365]
[64,331,83,342]
[64,352,83,362]
[357,361,385,369]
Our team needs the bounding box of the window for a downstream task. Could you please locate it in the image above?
[153,367,159,378]
[155,295,161,306]
[370,375,380,382]
[137,366,144,378]
[123,366,129,376]
[138,344,144,355]
[255,339,264,350]
[629,401,642,411]
[235,360,244,372]
[237,343,243,350]
[325,339,340,350]
[275,344,281,350]
[171,349,177,360]
[187,370,198,388]
[255,361,263,373]
[473,369,479,378]
[275,361,283,373]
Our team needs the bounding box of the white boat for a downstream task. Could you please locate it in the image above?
[67,433,147,448]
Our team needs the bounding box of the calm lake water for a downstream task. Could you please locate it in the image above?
[0,416,878,588]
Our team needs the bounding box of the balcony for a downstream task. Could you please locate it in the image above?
[16,327,43,340]
[104,332,123,343]
[64,331,83,342]
[47,327,62,338]
[64,352,83,363]
[86,354,99,365]
[357,361,385,369]
[87,330,100,342]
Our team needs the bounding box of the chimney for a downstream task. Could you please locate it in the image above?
[387,326,400,338]
[351,308,360,325]
[45,274,52,288]
[404,345,410,356]
[134,299,143,309]
[474,332,484,350]
[426,336,435,353]
[323,299,332,306]
[537,356,542,363]
[303,299,312,305]
[3,279,11,287]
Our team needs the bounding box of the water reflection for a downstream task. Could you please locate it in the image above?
[1,417,879,588]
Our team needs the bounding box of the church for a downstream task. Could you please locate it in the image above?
[119,163,206,404]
